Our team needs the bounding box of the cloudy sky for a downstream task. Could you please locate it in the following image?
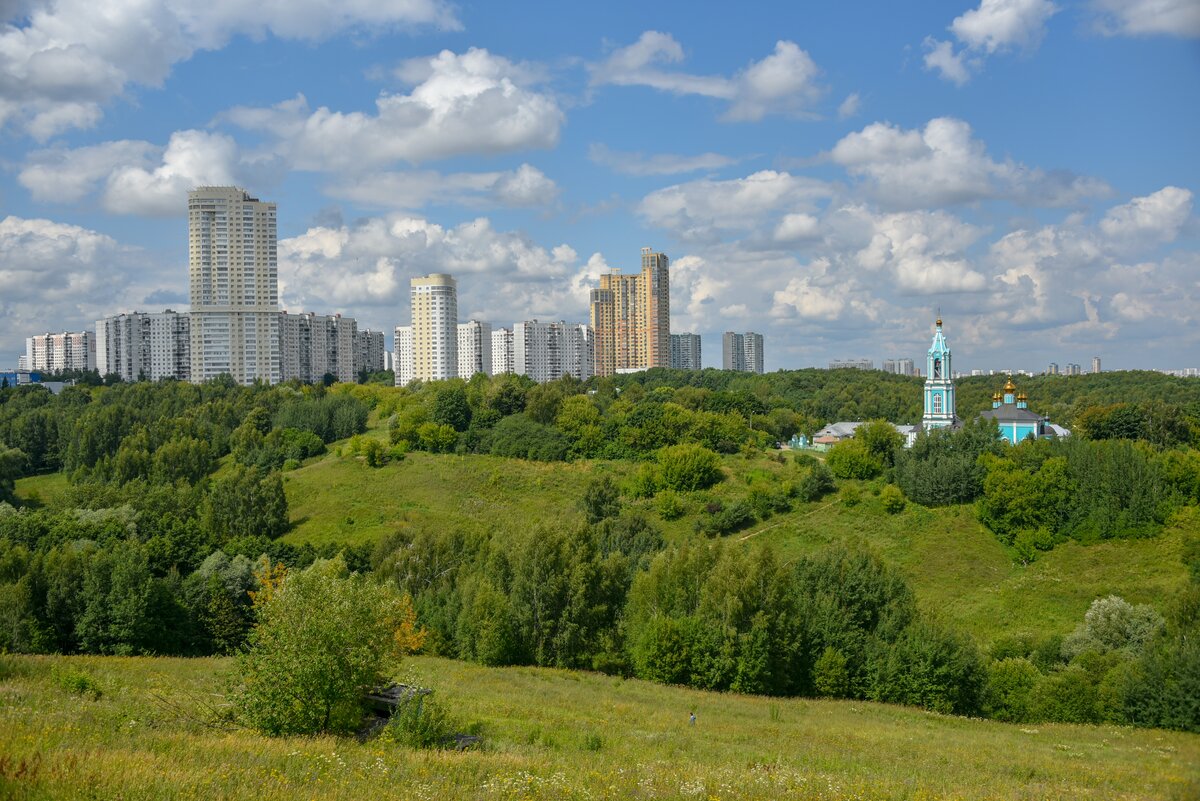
[2,0,1198,372]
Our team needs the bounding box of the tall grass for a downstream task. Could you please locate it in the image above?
[0,654,1196,800]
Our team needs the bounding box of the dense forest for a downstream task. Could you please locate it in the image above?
[1,368,1198,731]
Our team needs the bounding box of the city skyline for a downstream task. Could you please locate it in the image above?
[1,1,1197,373]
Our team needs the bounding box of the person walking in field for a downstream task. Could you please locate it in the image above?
[689,711,696,726]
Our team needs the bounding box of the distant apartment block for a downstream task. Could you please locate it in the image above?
[357,330,386,376]
[95,311,190,382]
[1047,362,1059,375]
[279,312,357,384]
[829,359,874,370]
[411,274,457,382]
[882,358,914,376]
[457,321,493,379]
[590,247,670,377]
[513,320,593,383]
[394,325,414,386]
[723,332,764,373]
[1092,356,1102,374]
[491,328,514,375]
[670,333,702,370]
[188,186,280,385]
[26,331,96,373]
[1065,363,1082,376]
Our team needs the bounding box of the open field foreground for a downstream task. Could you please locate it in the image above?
[1,654,1197,801]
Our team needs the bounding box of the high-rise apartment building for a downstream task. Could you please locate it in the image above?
[882,358,914,376]
[491,328,514,375]
[512,321,593,383]
[722,332,764,373]
[1048,362,1059,375]
[25,331,96,373]
[357,330,386,376]
[589,247,669,377]
[278,312,357,383]
[670,333,702,370]
[95,311,190,382]
[457,321,493,379]
[188,187,280,384]
[410,274,457,382]
[1092,356,1102,374]
[394,326,414,386]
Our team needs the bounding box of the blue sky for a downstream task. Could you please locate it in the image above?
[2,0,1198,373]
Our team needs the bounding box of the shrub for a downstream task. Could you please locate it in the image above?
[826,440,883,480]
[813,646,851,698]
[880,485,906,514]
[840,485,861,507]
[236,558,413,736]
[581,475,621,524]
[54,667,102,699]
[656,444,723,492]
[797,462,835,502]
[982,657,1040,722]
[657,490,684,521]
[627,464,660,499]
[380,693,459,749]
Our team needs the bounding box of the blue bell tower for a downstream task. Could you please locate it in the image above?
[922,317,957,431]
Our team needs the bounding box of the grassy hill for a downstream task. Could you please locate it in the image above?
[270,448,1192,645]
[2,653,1197,801]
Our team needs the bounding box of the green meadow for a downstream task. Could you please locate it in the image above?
[2,653,1197,801]
[270,448,1192,645]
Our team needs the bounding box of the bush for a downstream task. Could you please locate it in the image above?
[813,646,851,697]
[627,464,660,499]
[581,475,621,524]
[236,558,413,735]
[657,490,684,521]
[826,440,883,480]
[54,667,102,699]
[840,485,861,507]
[380,693,460,749]
[797,462,835,502]
[880,485,906,514]
[982,657,1040,722]
[656,444,723,492]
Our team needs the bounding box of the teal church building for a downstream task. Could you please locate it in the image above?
[920,318,1066,445]
[921,317,958,431]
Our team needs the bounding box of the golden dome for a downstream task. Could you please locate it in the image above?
[1004,378,1017,392]
[1017,392,1027,401]
[936,317,942,328]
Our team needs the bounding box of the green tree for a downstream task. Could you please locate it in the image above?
[581,475,621,524]
[656,444,722,491]
[236,558,410,735]
[431,384,472,431]
[0,443,27,505]
[205,465,289,541]
[826,439,883,480]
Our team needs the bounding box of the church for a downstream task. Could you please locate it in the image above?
[919,318,1066,445]
[808,317,1067,450]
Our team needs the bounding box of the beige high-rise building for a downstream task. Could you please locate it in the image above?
[410,274,457,382]
[589,247,669,377]
[188,186,280,385]
[25,331,96,373]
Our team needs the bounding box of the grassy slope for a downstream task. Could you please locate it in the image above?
[2,654,1197,801]
[272,449,1192,644]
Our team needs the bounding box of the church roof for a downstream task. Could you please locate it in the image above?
[979,405,1045,423]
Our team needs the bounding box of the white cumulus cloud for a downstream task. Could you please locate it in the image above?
[924,0,1058,85]
[829,117,1107,208]
[0,0,459,137]
[590,32,825,121]
[224,48,564,169]
[1090,0,1200,38]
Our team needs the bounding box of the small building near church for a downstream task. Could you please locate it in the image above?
[978,378,1066,445]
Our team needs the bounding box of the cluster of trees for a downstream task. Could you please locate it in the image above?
[825,404,1200,558]
[383,375,781,461]
[982,547,1200,734]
